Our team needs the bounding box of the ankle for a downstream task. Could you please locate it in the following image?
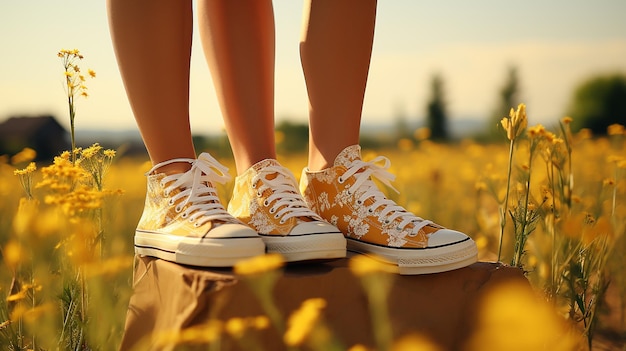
[307,153,332,172]
[153,162,192,176]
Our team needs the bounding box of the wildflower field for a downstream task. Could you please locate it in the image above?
[1,121,625,350]
[0,50,625,350]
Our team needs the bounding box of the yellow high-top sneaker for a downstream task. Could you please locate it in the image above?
[135,153,265,267]
[228,159,346,262]
[300,145,478,274]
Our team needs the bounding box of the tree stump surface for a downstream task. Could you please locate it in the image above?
[120,256,529,351]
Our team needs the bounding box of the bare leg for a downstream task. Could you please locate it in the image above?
[198,0,276,175]
[300,0,377,171]
[107,0,195,175]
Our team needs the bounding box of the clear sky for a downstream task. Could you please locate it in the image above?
[1,1,625,135]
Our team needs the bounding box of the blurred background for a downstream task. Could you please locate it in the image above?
[1,0,625,157]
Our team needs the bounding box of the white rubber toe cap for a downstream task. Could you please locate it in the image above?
[426,228,470,248]
[290,221,342,236]
[205,223,259,239]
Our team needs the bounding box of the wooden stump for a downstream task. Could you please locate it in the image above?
[120,256,529,351]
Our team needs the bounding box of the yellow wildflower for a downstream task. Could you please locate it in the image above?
[397,138,414,152]
[104,149,116,158]
[527,124,546,138]
[155,321,223,345]
[14,162,36,176]
[607,123,625,136]
[561,116,573,124]
[284,298,327,346]
[391,334,442,351]
[348,345,371,351]
[253,315,270,329]
[225,318,246,338]
[3,240,24,270]
[84,256,133,277]
[349,254,397,276]
[81,143,102,159]
[88,69,96,78]
[414,127,431,141]
[500,103,528,141]
[234,253,284,275]
[11,147,37,165]
[577,128,593,140]
[466,281,575,351]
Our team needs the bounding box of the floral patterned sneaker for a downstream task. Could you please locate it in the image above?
[300,145,478,274]
[228,159,346,262]
[135,153,265,267]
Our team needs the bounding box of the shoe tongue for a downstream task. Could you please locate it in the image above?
[334,145,362,168]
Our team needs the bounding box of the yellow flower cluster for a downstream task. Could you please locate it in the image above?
[58,48,95,98]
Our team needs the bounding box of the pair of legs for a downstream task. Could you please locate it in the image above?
[107,0,376,174]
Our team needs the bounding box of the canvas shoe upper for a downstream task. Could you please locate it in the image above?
[300,145,478,274]
[228,159,346,262]
[135,153,265,267]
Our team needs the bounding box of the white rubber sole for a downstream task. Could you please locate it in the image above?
[135,230,265,267]
[347,237,478,275]
[260,232,347,262]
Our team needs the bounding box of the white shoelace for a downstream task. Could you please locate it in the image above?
[252,165,320,224]
[339,156,432,236]
[148,153,236,227]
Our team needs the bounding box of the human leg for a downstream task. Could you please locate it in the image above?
[107,0,264,266]
[197,1,345,261]
[300,0,377,171]
[107,0,195,175]
[197,0,276,175]
[298,0,477,274]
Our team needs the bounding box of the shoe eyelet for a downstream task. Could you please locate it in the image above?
[263,200,270,207]
[181,212,188,219]
[251,183,256,189]
[164,190,170,197]
[367,208,373,214]
[347,190,352,196]
[168,199,175,206]
[357,200,362,205]
[279,219,286,224]
[194,222,201,228]
[384,220,390,224]
[175,205,183,213]
[269,207,276,214]
[256,191,262,197]
[338,176,344,184]
[274,214,280,219]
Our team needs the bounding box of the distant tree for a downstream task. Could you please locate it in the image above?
[488,66,521,138]
[425,73,449,141]
[567,74,626,134]
[393,101,412,140]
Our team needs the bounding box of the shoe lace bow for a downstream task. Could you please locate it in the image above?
[341,156,432,236]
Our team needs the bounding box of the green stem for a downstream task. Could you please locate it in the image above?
[68,95,76,165]
[512,149,534,268]
[498,138,515,262]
